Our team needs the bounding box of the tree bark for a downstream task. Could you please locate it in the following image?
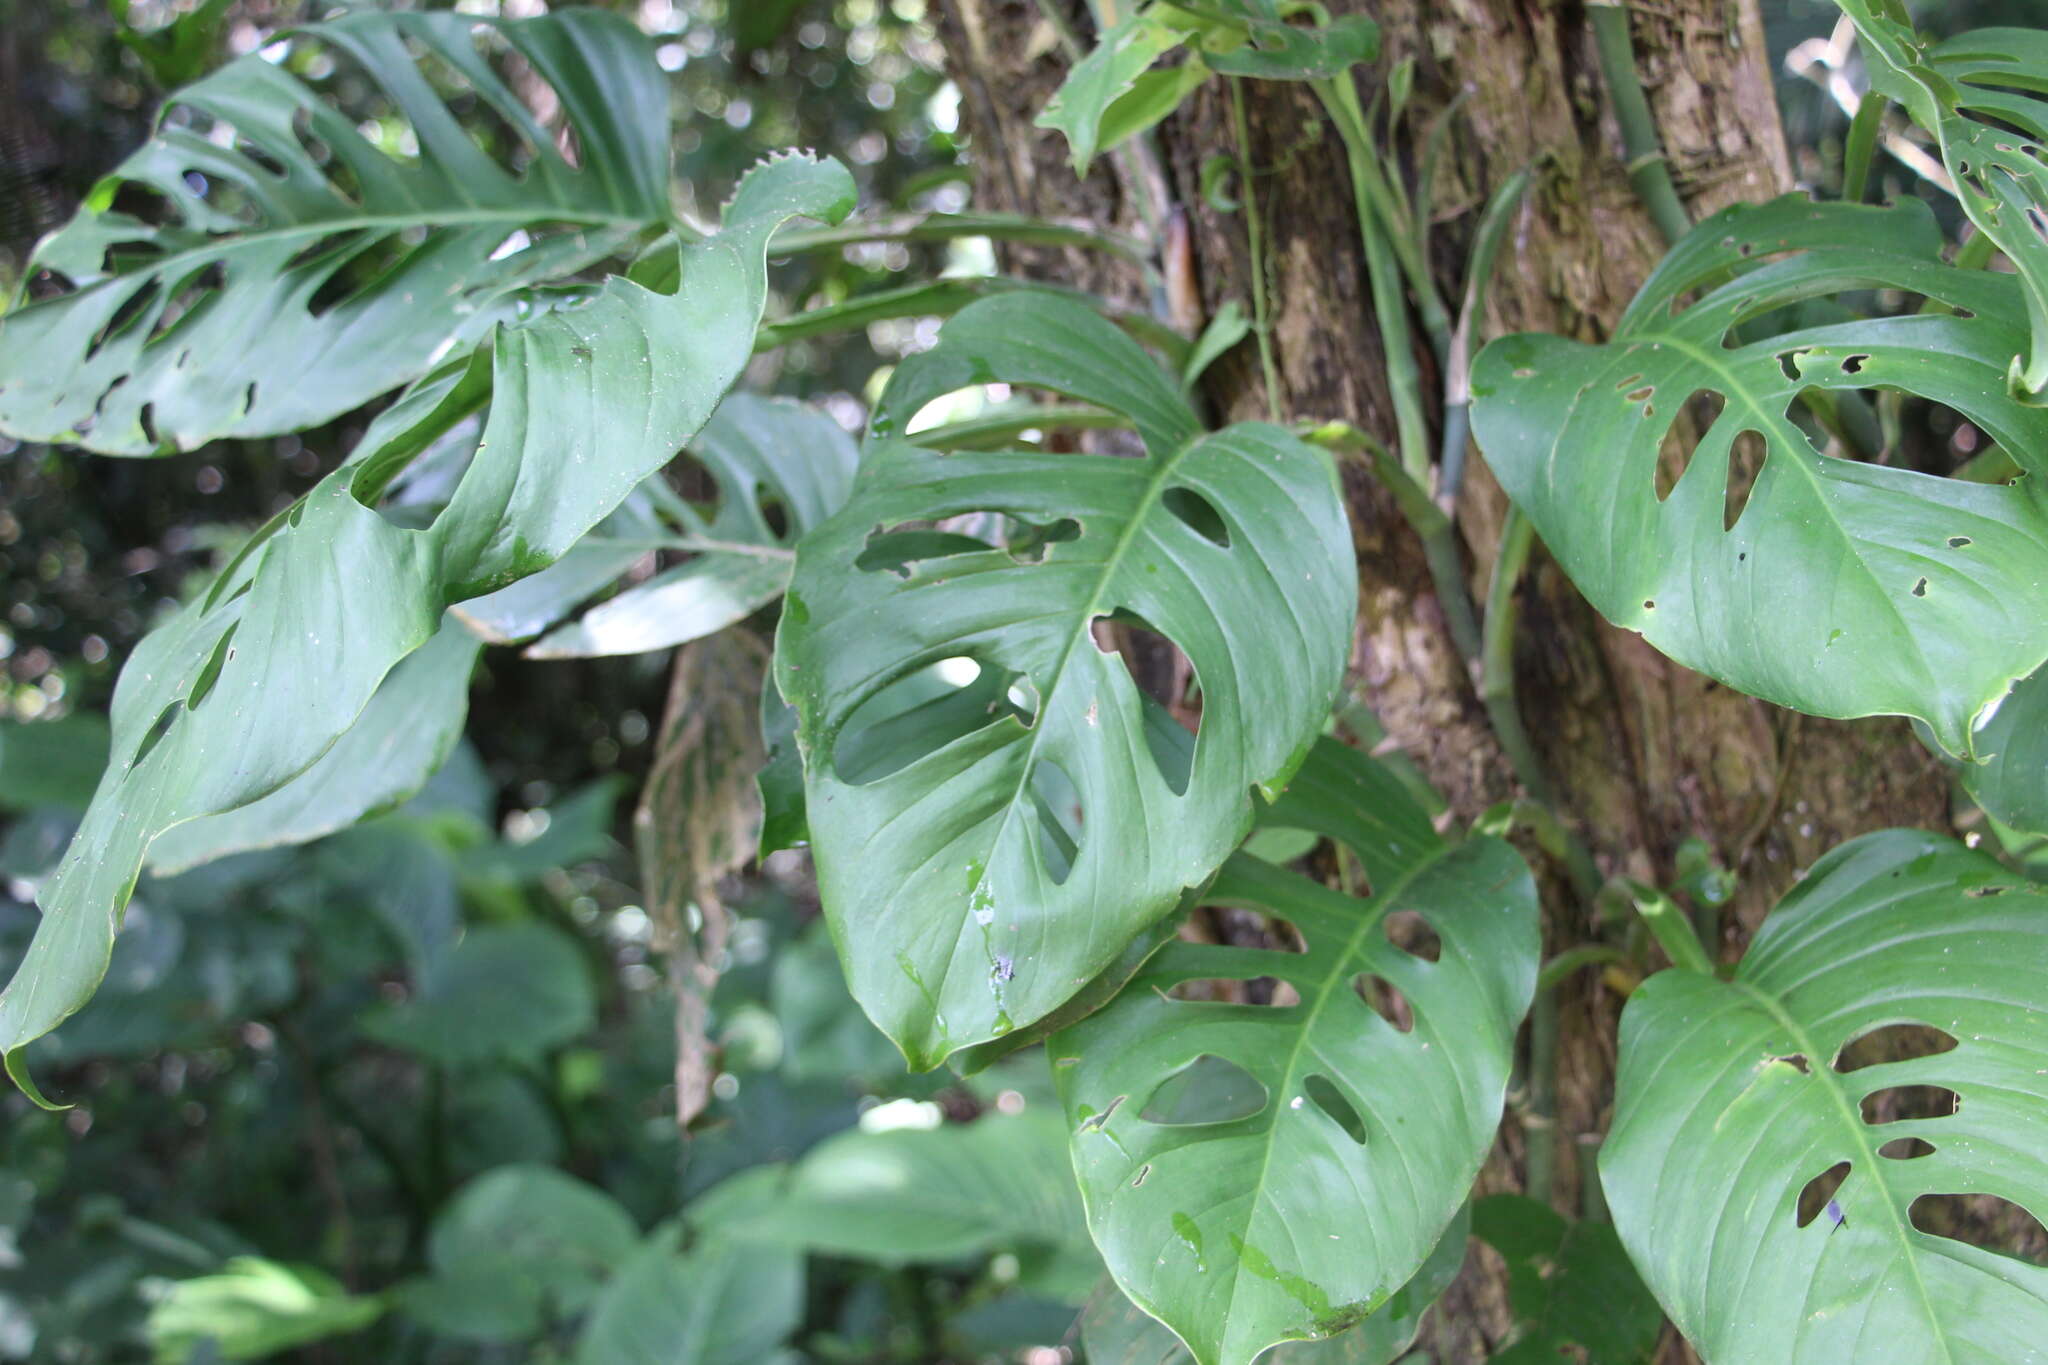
[935,1,1953,1359]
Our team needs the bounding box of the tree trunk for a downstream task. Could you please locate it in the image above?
[934,1,1953,1358]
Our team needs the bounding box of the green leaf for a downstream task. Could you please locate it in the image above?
[146,1258,382,1364]
[1835,8,2048,395]
[1077,1203,1470,1364]
[575,1226,802,1365]
[1469,1196,1661,1364]
[1037,10,1191,174]
[0,148,852,1071]
[1471,195,2048,756]
[1051,740,1539,1365]
[402,1164,638,1342]
[1194,7,1380,81]
[1182,300,1251,391]
[775,292,1355,1067]
[0,9,673,454]
[360,922,595,1066]
[520,395,857,659]
[0,714,110,813]
[700,1113,1090,1268]
[1601,829,2048,1364]
[143,618,479,875]
[1964,662,2048,836]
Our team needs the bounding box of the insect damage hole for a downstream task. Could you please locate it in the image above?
[1139,1054,1267,1126]
[1302,1074,1368,1144]
[1795,1161,1851,1228]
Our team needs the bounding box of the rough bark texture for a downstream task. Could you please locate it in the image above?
[935,1,1955,1359]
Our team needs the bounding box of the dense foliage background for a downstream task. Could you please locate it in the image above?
[0,1,2040,1362]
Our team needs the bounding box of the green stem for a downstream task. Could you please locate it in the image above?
[1440,167,1534,508]
[1843,92,1887,203]
[1230,77,1287,422]
[1627,879,1716,975]
[1527,986,1559,1207]
[1480,509,1557,810]
[1537,944,1624,994]
[1588,2,1692,248]
[1954,229,1999,271]
[772,211,1153,272]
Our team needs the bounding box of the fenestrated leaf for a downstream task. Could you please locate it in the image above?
[1601,829,2048,1364]
[1836,6,2048,395]
[1051,740,1538,1365]
[0,9,673,454]
[1192,3,1380,81]
[519,395,858,659]
[1963,662,2048,836]
[143,617,480,875]
[1471,195,2048,757]
[1077,1203,1470,1365]
[0,150,854,1073]
[574,1225,802,1365]
[775,292,1355,1068]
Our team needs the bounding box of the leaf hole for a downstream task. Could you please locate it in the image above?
[1776,350,1805,382]
[833,658,1027,784]
[129,702,182,770]
[1909,1194,2048,1266]
[1625,385,1655,403]
[1911,577,1928,598]
[1832,1023,1958,1074]
[1949,536,1973,548]
[1795,1161,1850,1228]
[1841,353,1870,375]
[1878,1137,1936,1161]
[1859,1084,1960,1125]
[1351,974,1415,1033]
[1093,610,1199,796]
[1162,486,1232,549]
[1028,756,1084,886]
[1138,1054,1267,1126]
[854,522,996,576]
[1382,909,1440,962]
[1654,389,1724,502]
[1724,429,1767,532]
[1301,1074,1367,1144]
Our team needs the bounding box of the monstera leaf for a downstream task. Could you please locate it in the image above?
[1963,663,2048,836]
[1602,830,2048,1364]
[1076,1205,1471,1365]
[0,8,674,454]
[1052,740,1538,1365]
[1836,6,2048,395]
[0,152,855,1089]
[1038,2,1378,173]
[457,394,859,658]
[1471,195,2048,757]
[775,292,1355,1068]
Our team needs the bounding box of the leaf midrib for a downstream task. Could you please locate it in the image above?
[1726,977,1954,1365]
[947,428,1205,1031]
[44,207,652,299]
[1215,843,1452,1365]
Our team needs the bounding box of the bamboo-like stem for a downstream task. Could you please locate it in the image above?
[1588,2,1692,249]
[1230,77,1287,422]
